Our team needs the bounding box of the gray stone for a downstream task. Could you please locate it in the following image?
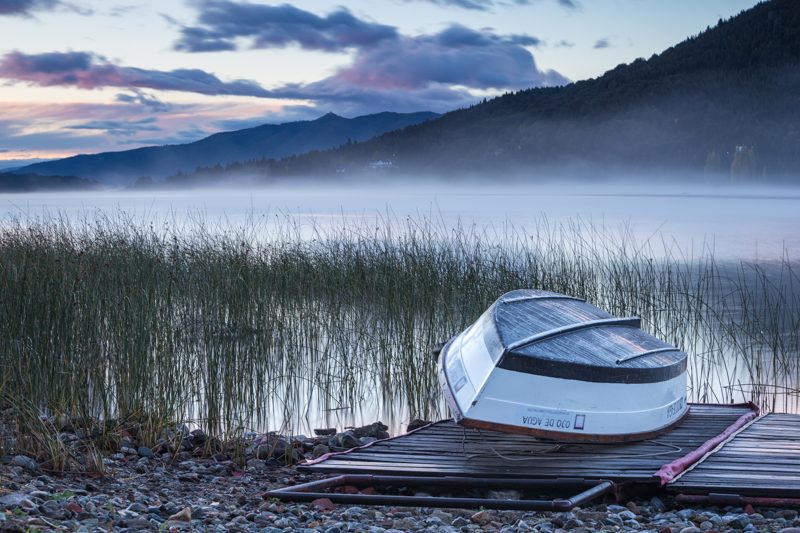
[726,515,750,530]
[431,510,453,523]
[650,496,667,512]
[563,518,584,530]
[343,506,364,518]
[137,446,154,458]
[516,519,533,531]
[0,492,33,509]
[339,431,360,449]
[246,458,266,470]
[602,515,624,527]
[256,438,295,460]
[452,516,470,527]
[312,444,331,459]
[11,455,38,471]
[39,499,66,520]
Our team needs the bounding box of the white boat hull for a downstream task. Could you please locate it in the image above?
[438,311,689,442]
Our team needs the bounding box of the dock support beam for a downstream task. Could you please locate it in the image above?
[266,475,615,511]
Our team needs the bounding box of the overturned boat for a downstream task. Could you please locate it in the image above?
[437,289,688,442]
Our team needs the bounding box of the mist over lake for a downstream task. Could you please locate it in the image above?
[3,180,799,262]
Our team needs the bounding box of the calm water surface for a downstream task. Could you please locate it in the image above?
[2,182,799,261]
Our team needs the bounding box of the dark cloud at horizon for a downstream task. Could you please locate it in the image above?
[405,0,579,11]
[0,51,272,97]
[175,0,398,53]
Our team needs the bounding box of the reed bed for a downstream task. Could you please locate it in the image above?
[0,212,798,442]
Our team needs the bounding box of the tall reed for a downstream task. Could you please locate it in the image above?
[1,213,797,440]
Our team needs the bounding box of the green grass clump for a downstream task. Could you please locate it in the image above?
[0,213,798,443]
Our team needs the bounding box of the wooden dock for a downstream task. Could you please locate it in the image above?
[302,404,757,486]
[669,413,800,498]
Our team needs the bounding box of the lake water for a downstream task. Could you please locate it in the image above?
[2,181,799,261]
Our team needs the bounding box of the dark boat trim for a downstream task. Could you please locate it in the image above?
[460,409,690,443]
[497,352,687,383]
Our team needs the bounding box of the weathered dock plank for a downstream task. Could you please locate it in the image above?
[301,404,755,484]
[669,413,800,497]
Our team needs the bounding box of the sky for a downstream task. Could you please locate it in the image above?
[0,0,761,163]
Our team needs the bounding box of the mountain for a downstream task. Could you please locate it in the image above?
[0,172,99,192]
[215,0,800,181]
[0,158,55,171]
[13,112,438,186]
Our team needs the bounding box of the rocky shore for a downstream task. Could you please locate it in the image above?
[2,419,800,532]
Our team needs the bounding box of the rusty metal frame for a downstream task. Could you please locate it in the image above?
[676,493,800,508]
[266,474,616,511]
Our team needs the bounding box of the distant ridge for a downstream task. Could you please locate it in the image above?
[0,172,99,192]
[230,0,800,180]
[14,111,439,186]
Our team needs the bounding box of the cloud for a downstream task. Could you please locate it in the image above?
[0,51,272,97]
[0,99,307,157]
[67,117,161,137]
[0,0,91,16]
[405,0,579,11]
[0,0,58,16]
[556,0,578,9]
[266,24,568,114]
[115,89,173,112]
[593,37,611,49]
[289,25,564,92]
[175,1,398,53]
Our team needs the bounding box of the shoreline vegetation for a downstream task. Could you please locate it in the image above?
[1,212,798,474]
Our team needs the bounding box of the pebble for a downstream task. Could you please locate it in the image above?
[10,454,38,471]
[3,420,800,533]
[137,446,154,458]
[168,506,192,521]
[312,443,331,458]
[471,510,492,525]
